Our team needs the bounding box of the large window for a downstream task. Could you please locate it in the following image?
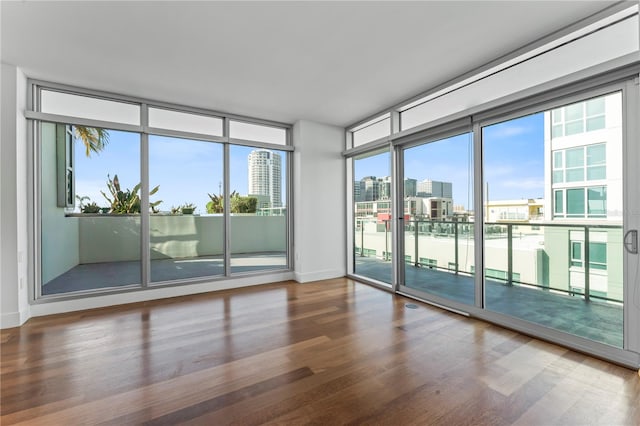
[401,132,475,307]
[482,91,623,347]
[352,149,392,284]
[149,136,225,283]
[229,146,288,273]
[34,84,291,298]
[41,123,142,295]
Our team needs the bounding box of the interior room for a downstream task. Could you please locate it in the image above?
[2,1,639,424]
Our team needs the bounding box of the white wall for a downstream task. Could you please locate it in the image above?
[293,120,346,282]
[400,15,639,132]
[1,63,30,328]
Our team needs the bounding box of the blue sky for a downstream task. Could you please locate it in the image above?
[75,133,286,213]
[355,112,545,209]
[76,112,543,212]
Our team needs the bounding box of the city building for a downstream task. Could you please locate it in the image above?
[543,92,624,301]
[248,149,282,208]
[416,179,453,198]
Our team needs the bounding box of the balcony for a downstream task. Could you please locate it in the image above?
[354,218,623,348]
[42,214,287,295]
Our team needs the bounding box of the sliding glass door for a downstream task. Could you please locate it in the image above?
[401,132,475,306]
[352,149,392,285]
[149,136,224,283]
[482,90,625,348]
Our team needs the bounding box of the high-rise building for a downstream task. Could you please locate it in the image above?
[248,149,282,208]
[416,179,452,198]
[404,178,417,197]
[360,176,380,201]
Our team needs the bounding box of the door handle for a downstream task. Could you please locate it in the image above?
[624,230,638,254]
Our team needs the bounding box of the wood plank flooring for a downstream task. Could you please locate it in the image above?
[1,278,639,425]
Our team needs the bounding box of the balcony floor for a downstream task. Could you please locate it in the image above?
[42,252,287,295]
[355,256,623,348]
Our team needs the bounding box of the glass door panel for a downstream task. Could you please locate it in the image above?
[40,123,142,295]
[353,150,392,284]
[229,146,288,274]
[482,91,624,348]
[149,135,224,282]
[402,133,475,305]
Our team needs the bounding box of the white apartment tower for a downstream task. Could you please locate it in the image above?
[248,149,282,208]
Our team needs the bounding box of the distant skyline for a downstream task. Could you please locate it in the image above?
[354,112,544,209]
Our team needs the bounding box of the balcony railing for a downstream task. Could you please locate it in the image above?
[354,217,623,304]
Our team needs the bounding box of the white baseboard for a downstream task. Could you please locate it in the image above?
[1,308,30,329]
[294,269,346,283]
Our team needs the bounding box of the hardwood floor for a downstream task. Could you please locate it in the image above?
[1,278,639,425]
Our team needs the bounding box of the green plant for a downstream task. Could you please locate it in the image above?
[206,191,258,214]
[100,174,161,214]
[231,195,257,213]
[181,203,196,214]
[76,195,102,213]
[206,192,232,214]
[170,205,182,215]
[73,126,110,158]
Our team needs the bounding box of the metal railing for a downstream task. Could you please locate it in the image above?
[354,217,623,304]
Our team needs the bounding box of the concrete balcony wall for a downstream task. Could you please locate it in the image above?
[78,215,286,263]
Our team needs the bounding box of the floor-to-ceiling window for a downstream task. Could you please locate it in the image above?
[351,149,392,285]
[344,75,639,365]
[481,91,624,348]
[33,83,292,298]
[229,145,288,273]
[149,135,225,283]
[40,124,143,295]
[401,132,475,306]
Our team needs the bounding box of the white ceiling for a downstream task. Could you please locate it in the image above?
[1,1,620,127]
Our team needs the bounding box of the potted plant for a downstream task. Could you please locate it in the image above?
[180,203,196,215]
[76,195,101,213]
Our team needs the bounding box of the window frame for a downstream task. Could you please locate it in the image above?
[27,80,293,302]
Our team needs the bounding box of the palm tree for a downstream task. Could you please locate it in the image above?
[73,126,109,157]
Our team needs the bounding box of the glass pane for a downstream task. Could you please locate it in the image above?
[148,107,223,136]
[565,103,583,121]
[149,136,224,282]
[566,168,584,182]
[589,242,606,265]
[352,117,390,147]
[403,133,474,306]
[567,188,585,216]
[553,151,563,168]
[41,123,141,295]
[552,124,563,138]
[229,121,287,145]
[552,170,563,183]
[41,90,140,125]
[482,92,623,348]
[551,108,562,124]
[565,121,584,135]
[554,190,563,214]
[571,241,582,261]
[587,166,606,180]
[565,148,584,167]
[586,116,605,132]
[587,187,607,216]
[586,97,605,116]
[586,144,606,165]
[230,146,288,273]
[353,150,392,285]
